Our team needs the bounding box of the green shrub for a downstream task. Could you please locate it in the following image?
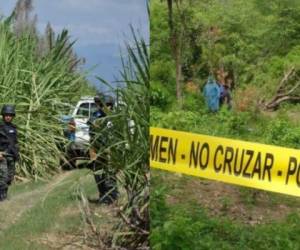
[182,92,205,112]
[150,81,172,109]
[265,119,300,148]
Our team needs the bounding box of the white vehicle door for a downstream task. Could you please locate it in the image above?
[74,102,90,143]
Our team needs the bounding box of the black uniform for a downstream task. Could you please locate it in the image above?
[88,107,118,204]
[0,122,19,200]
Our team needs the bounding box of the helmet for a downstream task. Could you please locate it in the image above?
[94,94,114,107]
[94,95,104,108]
[104,95,114,106]
[1,105,16,116]
[94,95,102,103]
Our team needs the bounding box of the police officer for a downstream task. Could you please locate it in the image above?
[88,95,118,205]
[0,105,19,201]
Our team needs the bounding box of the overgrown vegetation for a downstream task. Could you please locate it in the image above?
[150,181,300,250]
[151,0,300,249]
[90,29,149,249]
[0,0,94,179]
[151,0,300,109]
[0,1,149,249]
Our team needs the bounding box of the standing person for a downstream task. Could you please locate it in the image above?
[220,78,233,109]
[203,75,221,112]
[88,95,118,205]
[0,105,19,201]
[222,84,232,109]
[218,82,225,105]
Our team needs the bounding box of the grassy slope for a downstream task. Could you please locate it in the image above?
[151,170,300,250]
[0,169,118,250]
[150,106,300,249]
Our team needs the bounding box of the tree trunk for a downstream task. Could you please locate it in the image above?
[167,0,183,106]
[175,45,182,105]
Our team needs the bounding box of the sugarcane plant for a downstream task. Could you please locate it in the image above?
[91,27,149,249]
[0,17,91,179]
[114,29,149,249]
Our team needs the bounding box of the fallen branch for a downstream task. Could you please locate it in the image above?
[261,67,300,110]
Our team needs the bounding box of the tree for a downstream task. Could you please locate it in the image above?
[163,0,185,106]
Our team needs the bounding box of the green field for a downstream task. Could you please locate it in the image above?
[0,169,120,249]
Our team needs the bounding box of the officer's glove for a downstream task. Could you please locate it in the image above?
[0,152,4,161]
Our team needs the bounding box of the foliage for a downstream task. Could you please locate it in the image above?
[182,92,205,112]
[150,1,300,249]
[93,29,149,249]
[0,16,92,179]
[150,81,172,109]
[265,119,300,148]
[150,107,254,140]
[150,180,300,250]
[151,0,300,108]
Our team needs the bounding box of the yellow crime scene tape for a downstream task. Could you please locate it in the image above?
[150,127,300,197]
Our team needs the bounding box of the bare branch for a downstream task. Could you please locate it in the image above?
[261,67,300,111]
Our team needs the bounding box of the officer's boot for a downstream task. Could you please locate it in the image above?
[110,176,118,201]
[98,177,117,205]
[106,177,118,202]
[89,171,108,204]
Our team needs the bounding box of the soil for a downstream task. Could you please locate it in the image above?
[161,173,300,225]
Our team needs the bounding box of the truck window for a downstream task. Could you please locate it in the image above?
[76,103,89,117]
[90,103,98,116]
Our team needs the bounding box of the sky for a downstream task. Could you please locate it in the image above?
[0,0,149,92]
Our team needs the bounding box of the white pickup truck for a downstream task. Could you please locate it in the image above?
[60,96,100,169]
[60,95,131,169]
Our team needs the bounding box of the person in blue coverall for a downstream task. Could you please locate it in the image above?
[203,75,221,112]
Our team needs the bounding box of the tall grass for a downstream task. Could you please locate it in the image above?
[0,18,92,178]
[92,28,149,249]
[114,29,149,249]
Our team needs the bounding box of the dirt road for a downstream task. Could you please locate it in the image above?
[0,169,118,249]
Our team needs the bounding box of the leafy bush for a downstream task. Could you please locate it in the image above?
[151,60,175,86]
[265,119,300,148]
[150,109,204,132]
[182,92,205,112]
[94,29,149,249]
[215,109,251,136]
[150,81,172,109]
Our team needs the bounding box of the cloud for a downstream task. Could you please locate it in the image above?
[37,22,128,46]
[57,0,145,12]
[34,0,148,46]
[0,0,149,84]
